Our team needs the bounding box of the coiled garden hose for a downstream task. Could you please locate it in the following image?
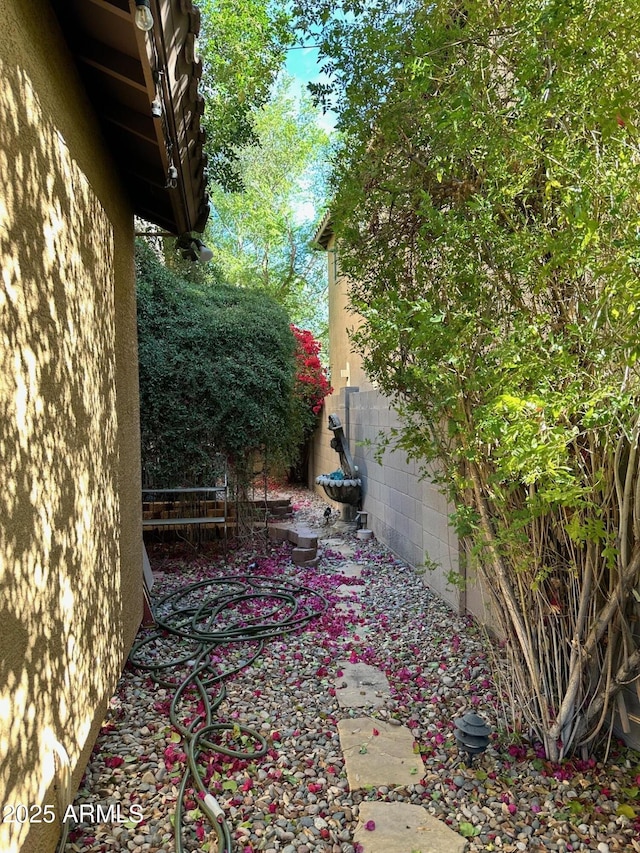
[129,571,328,853]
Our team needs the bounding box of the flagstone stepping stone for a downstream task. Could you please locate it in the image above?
[336,583,362,597]
[335,544,356,557]
[335,662,390,707]
[353,802,466,853]
[322,540,356,557]
[320,537,346,548]
[335,584,363,616]
[336,600,363,616]
[338,717,424,788]
[349,624,370,639]
[337,562,363,578]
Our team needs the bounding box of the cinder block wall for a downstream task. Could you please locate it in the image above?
[312,387,468,614]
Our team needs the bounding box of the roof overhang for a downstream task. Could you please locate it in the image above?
[312,210,333,250]
[51,0,209,235]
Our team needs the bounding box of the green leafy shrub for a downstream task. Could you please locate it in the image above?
[136,241,297,487]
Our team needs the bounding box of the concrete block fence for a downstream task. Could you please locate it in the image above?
[310,386,485,621]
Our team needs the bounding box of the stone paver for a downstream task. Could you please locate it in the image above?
[353,802,466,853]
[335,662,390,708]
[335,582,363,616]
[322,539,356,557]
[338,562,363,578]
[338,717,424,788]
[336,583,362,597]
[320,537,345,548]
[325,535,463,853]
[336,600,364,616]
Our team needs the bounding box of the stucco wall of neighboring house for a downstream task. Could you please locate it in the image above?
[325,233,368,392]
[0,3,143,851]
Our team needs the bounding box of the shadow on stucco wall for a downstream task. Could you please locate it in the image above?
[0,24,138,853]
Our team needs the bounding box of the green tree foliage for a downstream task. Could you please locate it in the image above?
[296,0,640,758]
[205,78,330,332]
[199,0,292,189]
[136,241,298,487]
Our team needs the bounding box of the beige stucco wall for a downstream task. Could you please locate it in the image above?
[325,233,368,393]
[0,3,143,851]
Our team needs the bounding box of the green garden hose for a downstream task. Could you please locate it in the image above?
[129,571,328,853]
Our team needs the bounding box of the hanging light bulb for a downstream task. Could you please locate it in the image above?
[176,234,214,264]
[194,238,213,263]
[166,163,178,188]
[134,0,154,31]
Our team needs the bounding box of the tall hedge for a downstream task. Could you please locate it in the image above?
[295,0,640,758]
[136,241,297,487]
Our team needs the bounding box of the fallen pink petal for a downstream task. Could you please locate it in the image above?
[58,485,640,853]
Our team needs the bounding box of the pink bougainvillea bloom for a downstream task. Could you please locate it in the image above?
[372,728,380,736]
[365,820,376,831]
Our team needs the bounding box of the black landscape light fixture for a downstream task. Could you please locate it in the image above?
[453,712,492,762]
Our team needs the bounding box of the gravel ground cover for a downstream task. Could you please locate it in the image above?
[64,488,640,853]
